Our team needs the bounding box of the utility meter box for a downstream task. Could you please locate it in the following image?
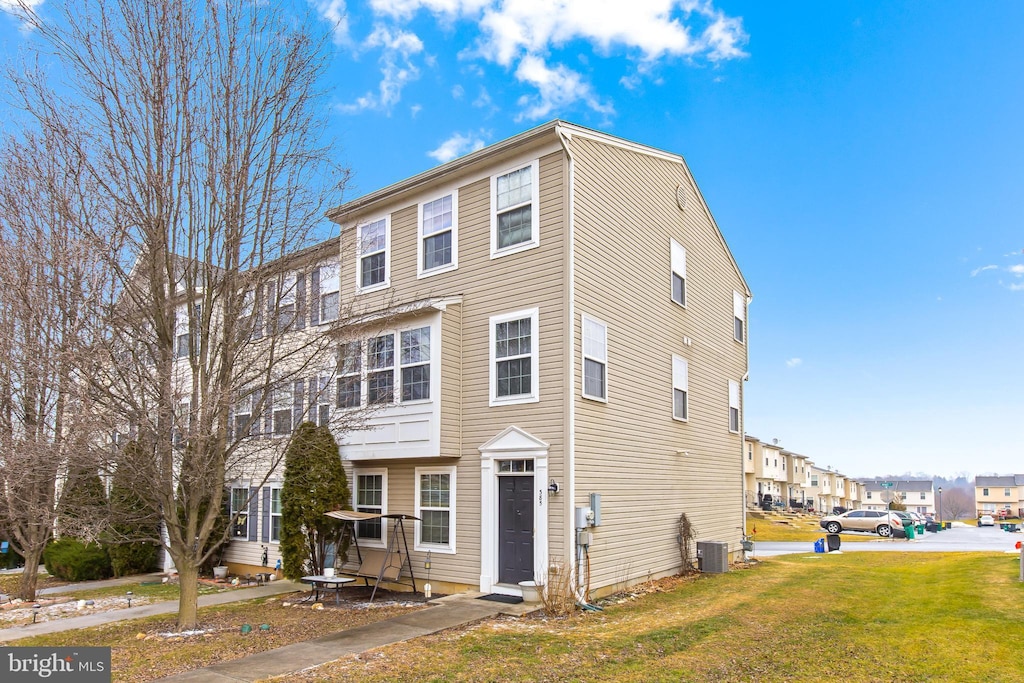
[575,506,593,529]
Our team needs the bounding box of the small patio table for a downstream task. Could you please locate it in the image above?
[300,575,355,606]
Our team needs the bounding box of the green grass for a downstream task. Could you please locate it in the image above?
[746,513,874,542]
[293,553,1024,683]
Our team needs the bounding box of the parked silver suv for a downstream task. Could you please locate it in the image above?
[819,510,900,537]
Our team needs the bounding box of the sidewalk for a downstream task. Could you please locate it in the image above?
[0,579,302,643]
[154,593,533,682]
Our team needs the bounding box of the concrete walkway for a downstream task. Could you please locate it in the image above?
[154,593,531,683]
[0,579,302,643]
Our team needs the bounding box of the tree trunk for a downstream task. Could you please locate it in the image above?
[17,548,43,601]
[176,562,200,631]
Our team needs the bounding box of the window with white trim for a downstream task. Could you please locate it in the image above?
[1005,488,1011,497]
[419,193,457,275]
[582,315,607,401]
[269,487,283,542]
[230,487,248,538]
[273,383,293,435]
[237,290,254,340]
[278,274,297,331]
[313,374,332,427]
[319,262,340,322]
[733,291,745,343]
[671,239,686,307]
[232,392,254,442]
[367,334,395,405]
[400,327,431,402]
[490,308,539,405]
[357,218,389,291]
[672,355,688,421]
[728,380,740,433]
[491,161,539,257]
[355,470,386,545]
[337,342,362,409]
[416,467,455,552]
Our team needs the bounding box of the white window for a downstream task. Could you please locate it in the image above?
[278,274,297,331]
[418,192,457,276]
[230,487,249,538]
[1005,488,1011,497]
[336,341,362,408]
[415,467,455,553]
[357,217,389,292]
[671,239,686,307]
[582,315,607,401]
[232,392,254,442]
[491,160,539,258]
[354,469,387,546]
[318,262,340,322]
[366,334,395,405]
[728,380,740,433]
[672,355,688,421]
[400,327,431,402]
[733,291,745,343]
[176,304,200,359]
[489,308,539,405]
[269,487,283,542]
[273,383,293,436]
[238,290,255,340]
[921,492,927,500]
[313,373,332,427]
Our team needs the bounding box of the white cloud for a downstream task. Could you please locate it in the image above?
[339,24,425,113]
[513,55,614,120]
[427,130,488,162]
[312,0,352,45]
[1008,264,1024,277]
[1006,282,1024,292]
[370,0,491,20]
[410,104,423,117]
[971,264,997,277]
[451,84,465,99]
[785,358,802,369]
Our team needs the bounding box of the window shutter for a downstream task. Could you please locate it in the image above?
[248,486,258,542]
[250,388,263,437]
[293,379,305,428]
[261,487,271,542]
[253,287,264,339]
[309,267,320,326]
[264,387,274,436]
[295,272,306,330]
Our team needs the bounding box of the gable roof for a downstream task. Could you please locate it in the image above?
[975,475,1024,487]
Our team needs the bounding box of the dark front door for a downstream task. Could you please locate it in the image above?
[498,475,534,585]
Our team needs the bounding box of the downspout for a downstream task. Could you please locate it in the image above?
[741,293,752,543]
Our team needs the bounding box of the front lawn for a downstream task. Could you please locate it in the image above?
[745,514,875,542]
[289,553,1024,683]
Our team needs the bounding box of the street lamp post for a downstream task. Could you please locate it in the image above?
[937,487,942,528]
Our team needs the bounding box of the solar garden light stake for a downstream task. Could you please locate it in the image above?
[424,551,432,599]
[32,604,40,623]
[126,591,133,608]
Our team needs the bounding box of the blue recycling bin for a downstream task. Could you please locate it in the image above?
[813,538,826,553]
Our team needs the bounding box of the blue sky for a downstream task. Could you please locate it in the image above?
[2,2,1021,478]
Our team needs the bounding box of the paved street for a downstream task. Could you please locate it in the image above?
[754,524,1024,557]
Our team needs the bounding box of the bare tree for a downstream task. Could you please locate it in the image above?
[5,0,348,628]
[940,487,973,521]
[0,132,111,600]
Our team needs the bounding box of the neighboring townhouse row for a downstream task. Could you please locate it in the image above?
[218,121,752,599]
[859,479,936,515]
[974,475,1024,517]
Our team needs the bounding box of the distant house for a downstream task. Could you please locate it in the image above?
[974,475,1024,518]
[220,120,752,599]
[859,479,935,515]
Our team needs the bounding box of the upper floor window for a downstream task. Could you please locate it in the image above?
[312,374,332,427]
[733,291,746,343]
[490,308,539,405]
[491,160,539,258]
[867,491,873,499]
[671,239,686,307]
[358,217,389,292]
[419,193,457,276]
[983,488,989,496]
[811,475,819,486]
[277,275,298,331]
[582,315,608,401]
[336,326,434,409]
[232,392,255,442]
[921,492,927,500]
[272,383,293,436]
[316,262,340,323]
[176,304,200,359]
[747,444,752,460]
[416,467,456,552]
[728,380,740,433]
[672,355,688,421]
[1005,488,1011,497]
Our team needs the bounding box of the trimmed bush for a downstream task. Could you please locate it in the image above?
[43,539,113,582]
[107,541,159,577]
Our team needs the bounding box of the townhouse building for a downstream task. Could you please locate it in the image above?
[781,450,811,509]
[220,121,751,599]
[974,475,1024,517]
[859,479,935,515]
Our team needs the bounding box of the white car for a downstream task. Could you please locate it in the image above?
[978,515,995,527]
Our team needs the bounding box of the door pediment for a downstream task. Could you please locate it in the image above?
[478,425,549,456]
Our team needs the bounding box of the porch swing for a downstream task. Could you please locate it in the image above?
[325,510,420,602]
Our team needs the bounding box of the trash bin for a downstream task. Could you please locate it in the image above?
[944,522,952,530]
[925,522,938,533]
[826,534,841,552]
[904,523,915,540]
[813,538,825,553]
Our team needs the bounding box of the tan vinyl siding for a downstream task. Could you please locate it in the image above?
[439,304,462,459]
[569,135,747,590]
